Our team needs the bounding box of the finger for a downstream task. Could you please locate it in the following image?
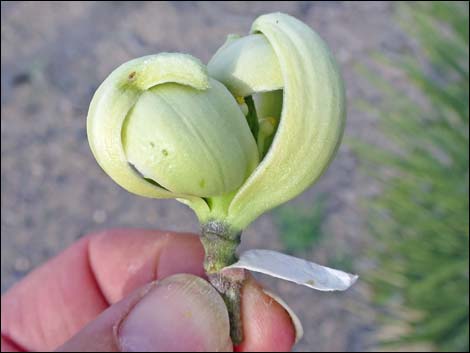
[236,277,298,352]
[1,229,204,352]
[90,231,298,351]
[2,229,298,352]
[88,229,205,304]
[1,335,23,352]
[90,230,298,351]
[1,235,108,352]
[57,274,232,352]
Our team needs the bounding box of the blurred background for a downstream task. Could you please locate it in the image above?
[1,1,468,351]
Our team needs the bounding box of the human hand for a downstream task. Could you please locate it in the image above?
[1,229,297,352]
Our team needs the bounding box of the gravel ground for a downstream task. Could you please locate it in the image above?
[1,2,410,351]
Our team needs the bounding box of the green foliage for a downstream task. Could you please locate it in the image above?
[274,194,326,255]
[354,2,469,351]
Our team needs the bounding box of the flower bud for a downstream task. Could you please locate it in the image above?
[87,13,345,229]
[87,53,259,214]
[208,13,346,229]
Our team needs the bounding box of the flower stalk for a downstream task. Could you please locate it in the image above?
[200,221,244,344]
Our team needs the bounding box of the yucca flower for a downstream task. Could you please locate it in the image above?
[87,13,356,344]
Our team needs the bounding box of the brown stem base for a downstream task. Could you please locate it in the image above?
[208,269,245,345]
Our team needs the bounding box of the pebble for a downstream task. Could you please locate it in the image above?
[14,256,31,272]
[93,209,107,223]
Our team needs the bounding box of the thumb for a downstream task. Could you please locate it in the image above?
[57,274,233,352]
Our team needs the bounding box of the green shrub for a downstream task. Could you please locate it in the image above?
[274,194,327,256]
[354,2,469,351]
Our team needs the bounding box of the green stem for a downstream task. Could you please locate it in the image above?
[200,221,245,345]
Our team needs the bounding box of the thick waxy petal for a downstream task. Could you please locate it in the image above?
[254,90,283,121]
[209,34,283,97]
[88,53,258,216]
[123,79,259,197]
[87,53,209,203]
[210,13,346,229]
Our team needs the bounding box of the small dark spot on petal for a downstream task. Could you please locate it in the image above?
[149,142,155,148]
[161,149,169,156]
[128,71,136,80]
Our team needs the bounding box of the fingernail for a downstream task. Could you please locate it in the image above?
[262,289,304,344]
[117,274,232,352]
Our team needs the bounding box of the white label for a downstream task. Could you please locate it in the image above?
[224,249,358,291]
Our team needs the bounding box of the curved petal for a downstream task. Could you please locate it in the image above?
[225,13,346,229]
[122,79,258,197]
[87,53,210,213]
[208,34,283,97]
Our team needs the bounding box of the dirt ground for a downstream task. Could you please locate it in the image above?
[1,2,409,351]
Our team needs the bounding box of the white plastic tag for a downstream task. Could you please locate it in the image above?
[224,249,358,291]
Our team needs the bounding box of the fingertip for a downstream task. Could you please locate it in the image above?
[156,232,205,279]
[88,229,205,304]
[117,274,232,352]
[1,236,108,351]
[236,278,296,352]
[88,229,165,303]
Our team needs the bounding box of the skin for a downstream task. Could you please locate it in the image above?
[1,229,295,352]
